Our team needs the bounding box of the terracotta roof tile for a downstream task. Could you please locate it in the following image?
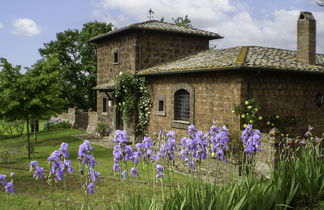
[90,20,222,42]
[137,46,324,75]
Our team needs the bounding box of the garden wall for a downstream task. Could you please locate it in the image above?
[58,108,92,131]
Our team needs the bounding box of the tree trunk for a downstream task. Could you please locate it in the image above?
[26,117,31,160]
[34,119,38,144]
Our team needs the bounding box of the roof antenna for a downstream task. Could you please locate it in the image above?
[147,8,154,20]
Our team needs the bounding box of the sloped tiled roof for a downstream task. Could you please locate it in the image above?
[93,80,115,91]
[137,46,324,75]
[89,20,222,42]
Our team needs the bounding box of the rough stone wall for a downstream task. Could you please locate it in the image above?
[245,71,324,136]
[255,133,277,178]
[297,12,316,64]
[86,111,98,134]
[95,31,211,138]
[147,71,242,138]
[96,33,138,134]
[137,31,209,70]
[96,33,137,86]
[67,108,76,126]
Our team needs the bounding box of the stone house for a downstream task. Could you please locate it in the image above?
[90,11,324,138]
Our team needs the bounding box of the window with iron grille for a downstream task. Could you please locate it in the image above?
[174,89,190,121]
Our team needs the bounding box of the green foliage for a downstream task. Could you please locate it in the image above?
[50,121,72,129]
[0,120,24,135]
[172,15,193,28]
[0,57,66,159]
[265,115,298,134]
[114,72,152,133]
[96,122,109,136]
[233,98,263,129]
[38,21,113,109]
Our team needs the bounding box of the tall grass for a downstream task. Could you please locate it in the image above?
[114,133,323,209]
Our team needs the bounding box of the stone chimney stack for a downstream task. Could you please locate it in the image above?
[297,11,316,65]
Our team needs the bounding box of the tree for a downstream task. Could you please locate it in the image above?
[38,21,113,110]
[0,56,65,159]
[172,15,193,28]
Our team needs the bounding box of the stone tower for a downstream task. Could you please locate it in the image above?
[297,11,316,64]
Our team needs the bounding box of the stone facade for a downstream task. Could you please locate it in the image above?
[94,29,211,138]
[245,71,324,135]
[147,71,243,137]
[92,15,323,141]
[297,12,316,64]
[57,107,89,130]
[136,31,209,70]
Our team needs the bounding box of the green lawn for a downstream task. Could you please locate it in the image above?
[0,128,189,209]
[0,120,46,136]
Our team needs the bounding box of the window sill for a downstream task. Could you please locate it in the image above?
[171,120,190,129]
[156,111,165,116]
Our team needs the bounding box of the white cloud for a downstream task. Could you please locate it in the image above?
[93,0,324,53]
[0,22,4,29]
[11,18,41,37]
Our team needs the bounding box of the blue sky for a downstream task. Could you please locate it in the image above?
[0,0,323,68]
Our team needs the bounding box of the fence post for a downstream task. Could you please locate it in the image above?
[268,127,281,168]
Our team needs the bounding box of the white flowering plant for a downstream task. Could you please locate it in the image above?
[114,72,152,133]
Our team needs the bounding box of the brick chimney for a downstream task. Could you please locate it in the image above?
[297,11,316,65]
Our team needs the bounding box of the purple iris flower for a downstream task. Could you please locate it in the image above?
[29,160,38,167]
[0,174,7,186]
[188,125,197,135]
[63,160,74,173]
[60,142,70,158]
[87,182,95,194]
[5,181,15,194]
[113,162,122,173]
[121,170,127,180]
[47,143,74,181]
[34,166,45,180]
[114,130,128,144]
[89,168,100,182]
[209,125,230,161]
[29,161,45,180]
[130,167,138,177]
[47,150,62,162]
[241,124,262,157]
[155,164,164,179]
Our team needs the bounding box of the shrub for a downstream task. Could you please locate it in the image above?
[96,122,109,136]
[0,120,25,135]
[233,98,262,129]
[42,120,71,130]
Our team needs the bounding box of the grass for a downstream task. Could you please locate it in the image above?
[1,127,323,209]
[0,120,46,136]
[0,128,189,209]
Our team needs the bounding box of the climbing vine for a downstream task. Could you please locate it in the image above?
[114,72,152,133]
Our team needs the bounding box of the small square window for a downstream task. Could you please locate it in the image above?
[158,100,164,112]
[156,96,166,116]
[113,51,119,64]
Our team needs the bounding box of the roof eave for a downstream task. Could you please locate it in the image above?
[137,66,324,76]
[89,26,223,42]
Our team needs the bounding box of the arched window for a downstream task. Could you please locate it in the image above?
[174,89,190,121]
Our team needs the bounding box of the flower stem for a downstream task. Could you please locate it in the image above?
[64,175,68,210]
[49,184,55,210]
